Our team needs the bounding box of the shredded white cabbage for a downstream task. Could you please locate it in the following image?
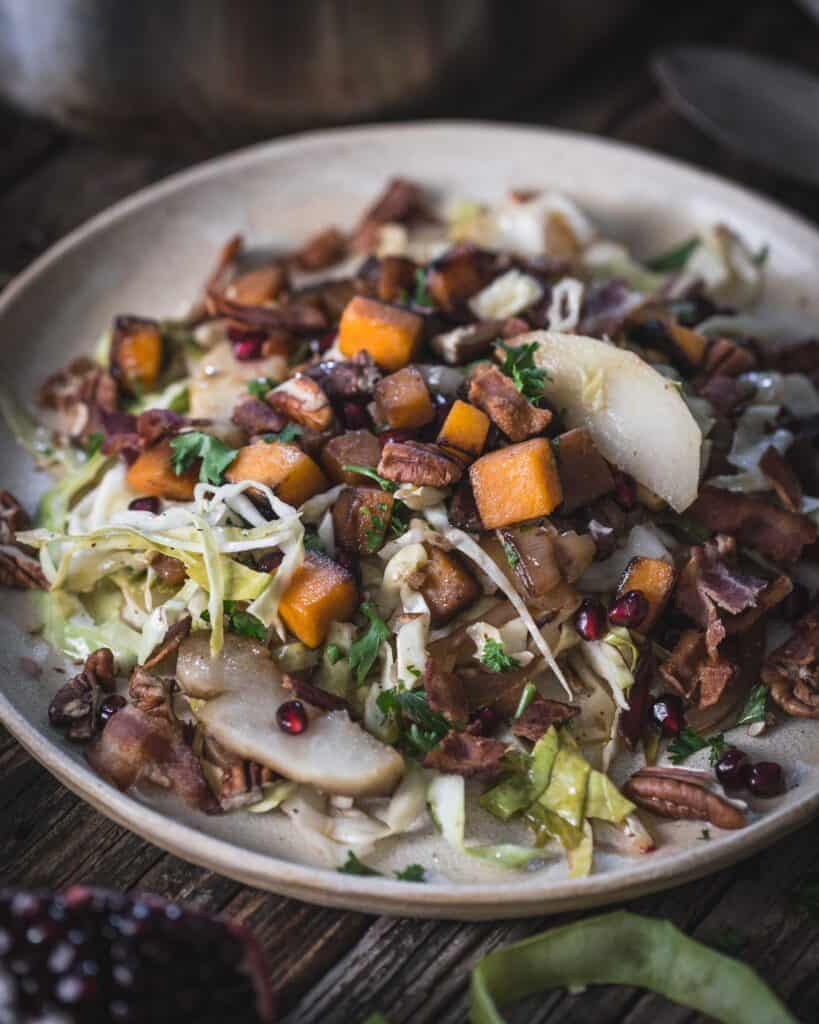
[547,277,584,333]
[578,524,673,593]
[468,269,543,321]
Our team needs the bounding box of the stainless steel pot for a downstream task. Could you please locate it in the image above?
[0,0,636,149]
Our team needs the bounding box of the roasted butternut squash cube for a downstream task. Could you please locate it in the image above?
[555,427,615,513]
[420,546,482,627]
[617,556,676,632]
[279,552,359,647]
[668,320,708,368]
[437,400,490,463]
[126,439,198,501]
[470,438,563,529]
[225,441,328,506]
[338,295,423,372]
[321,429,382,486]
[112,317,163,394]
[374,366,435,429]
[332,487,395,554]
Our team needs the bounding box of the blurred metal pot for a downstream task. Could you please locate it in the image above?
[0,0,636,149]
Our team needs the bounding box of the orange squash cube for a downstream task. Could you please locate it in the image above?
[338,296,423,372]
[374,366,435,429]
[437,400,490,463]
[617,556,676,632]
[113,319,163,394]
[126,439,198,501]
[279,552,359,647]
[469,438,563,529]
[225,441,328,506]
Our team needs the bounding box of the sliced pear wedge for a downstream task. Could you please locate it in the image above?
[520,330,701,512]
[177,633,404,797]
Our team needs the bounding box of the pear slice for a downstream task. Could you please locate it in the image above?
[523,330,701,512]
[177,633,404,797]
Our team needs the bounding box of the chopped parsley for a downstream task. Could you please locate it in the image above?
[342,464,398,492]
[338,851,380,876]
[349,603,390,684]
[644,236,700,272]
[246,377,278,399]
[202,600,267,642]
[325,643,344,666]
[668,727,727,766]
[698,828,711,841]
[406,664,422,678]
[303,530,326,554]
[481,637,520,674]
[736,684,768,727]
[502,540,520,569]
[263,422,303,444]
[376,689,450,755]
[84,431,104,458]
[395,864,426,883]
[496,341,549,403]
[170,431,238,485]
[412,268,433,308]
[361,501,391,552]
[513,681,537,719]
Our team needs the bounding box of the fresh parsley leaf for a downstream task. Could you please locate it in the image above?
[406,723,443,756]
[481,637,519,674]
[412,268,432,308]
[668,727,726,766]
[699,828,711,841]
[263,422,303,444]
[342,464,398,492]
[707,733,728,766]
[376,689,450,755]
[389,499,411,538]
[325,643,344,666]
[406,664,421,678]
[395,863,426,883]
[360,501,391,552]
[349,602,390,684]
[247,377,278,399]
[338,851,381,876]
[513,681,537,719]
[644,236,700,272]
[168,386,190,414]
[84,431,104,458]
[736,684,768,727]
[169,431,238,485]
[496,341,549,403]
[502,540,520,570]
[202,601,267,641]
[303,530,326,554]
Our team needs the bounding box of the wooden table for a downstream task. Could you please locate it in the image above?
[3,2,819,1020]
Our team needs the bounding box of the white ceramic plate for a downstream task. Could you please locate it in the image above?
[3,122,819,920]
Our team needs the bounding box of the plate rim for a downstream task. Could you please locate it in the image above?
[3,118,819,919]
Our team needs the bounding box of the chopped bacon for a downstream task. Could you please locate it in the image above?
[424,659,469,727]
[295,226,347,271]
[231,398,287,438]
[378,439,464,488]
[762,603,819,719]
[142,614,192,670]
[137,408,187,446]
[87,704,219,813]
[208,292,327,334]
[659,629,737,709]
[689,487,817,563]
[351,178,423,253]
[281,674,351,713]
[512,697,578,742]
[700,336,757,378]
[423,731,507,780]
[306,352,382,400]
[759,445,803,511]
[468,363,552,442]
[448,479,483,532]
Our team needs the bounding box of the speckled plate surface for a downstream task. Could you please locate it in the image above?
[2,122,819,920]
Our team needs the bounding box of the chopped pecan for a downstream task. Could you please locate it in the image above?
[424,659,469,727]
[0,490,32,544]
[306,352,382,400]
[142,613,192,670]
[759,445,802,511]
[296,226,347,271]
[468,363,552,442]
[150,554,188,589]
[128,666,175,718]
[281,673,351,713]
[38,356,119,441]
[351,178,423,253]
[48,649,115,742]
[266,375,334,432]
[623,769,745,830]
[762,604,819,718]
[136,408,188,447]
[0,545,48,590]
[378,439,464,488]
[231,398,286,438]
[512,697,578,742]
[85,648,115,685]
[690,486,817,563]
[423,731,507,779]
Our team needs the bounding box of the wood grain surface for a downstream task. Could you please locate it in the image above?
[2,1,819,1020]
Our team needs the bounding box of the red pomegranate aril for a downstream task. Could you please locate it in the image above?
[128,496,161,515]
[378,428,417,448]
[745,761,784,797]
[472,706,499,736]
[608,589,649,628]
[714,746,748,790]
[341,401,370,430]
[574,598,606,641]
[99,694,127,726]
[256,550,283,574]
[276,700,308,735]
[613,470,637,509]
[650,693,684,738]
[233,337,264,361]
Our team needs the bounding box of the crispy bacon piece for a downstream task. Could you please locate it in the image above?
[377,439,464,488]
[659,630,736,709]
[38,356,119,442]
[426,244,495,311]
[759,445,802,511]
[430,321,507,366]
[231,398,287,438]
[295,226,347,271]
[351,178,423,253]
[142,614,192,670]
[689,487,817,563]
[208,290,327,334]
[512,697,578,742]
[87,703,219,813]
[762,604,819,718]
[468,364,552,442]
[306,352,382,400]
[424,659,469,727]
[423,731,507,780]
[281,673,351,713]
[554,427,615,513]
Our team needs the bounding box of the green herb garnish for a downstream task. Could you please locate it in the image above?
[325,643,344,666]
[84,431,104,458]
[502,540,520,570]
[246,377,278,399]
[342,464,398,492]
[736,684,768,727]
[338,851,380,876]
[202,600,267,642]
[303,530,326,554]
[481,637,520,674]
[514,681,537,719]
[668,727,726,766]
[753,243,770,267]
[644,236,700,272]
[412,268,432,308]
[263,422,303,444]
[376,689,450,755]
[169,431,238,485]
[395,864,426,883]
[349,602,390,684]
[496,341,549,403]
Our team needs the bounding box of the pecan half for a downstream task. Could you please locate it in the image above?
[0,491,31,545]
[48,649,116,743]
[378,440,464,488]
[266,375,334,432]
[623,769,745,830]
[142,614,192,671]
[129,666,175,718]
[468,363,552,442]
[762,604,819,718]
[231,398,286,438]
[150,554,188,589]
[38,356,119,442]
[0,546,49,590]
[423,731,507,780]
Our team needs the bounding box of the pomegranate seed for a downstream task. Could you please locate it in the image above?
[128,496,161,515]
[650,693,684,738]
[99,694,126,726]
[471,706,499,736]
[316,330,337,353]
[276,700,308,735]
[613,470,637,509]
[714,747,749,790]
[341,401,370,430]
[256,551,283,574]
[232,337,264,361]
[608,590,649,628]
[378,428,417,448]
[575,598,606,641]
[744,761,784,797]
